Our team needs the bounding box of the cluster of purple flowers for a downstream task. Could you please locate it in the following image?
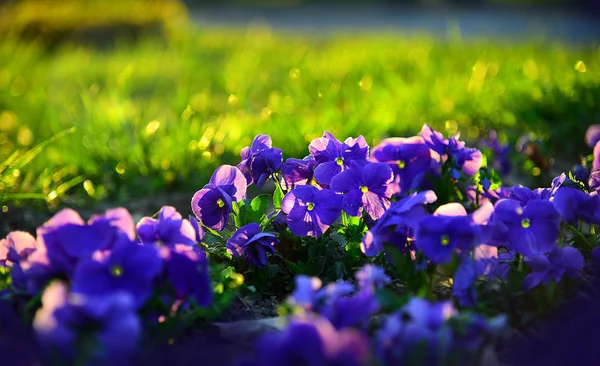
[243,264,505,366]
[4,121,600,365]
[191,125,492,270]
[1,205,211,365]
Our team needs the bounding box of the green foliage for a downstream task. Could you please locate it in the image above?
[0,28,598,205]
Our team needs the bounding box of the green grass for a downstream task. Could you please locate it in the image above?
[0,25,599,206]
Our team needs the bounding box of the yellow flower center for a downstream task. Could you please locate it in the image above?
[216,198,225,208]
[398,160,406,169]
[360,186,369,193]
[521,218,531,229]
[440,235,450,246]
[336,157,344,166]
[307,202,315,211]
[111,265,123,277]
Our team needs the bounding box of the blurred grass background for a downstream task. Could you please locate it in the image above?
[0,0,599,210]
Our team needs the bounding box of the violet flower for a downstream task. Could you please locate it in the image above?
[329,161,394,220]
[33,282,141,366]
[159,244,212,307]
[589,170,600,192]
[490,198,561,256]
[71,236,163,309]
[227,223,279,268]
[309,131,369,186]
[420,124,483,176]
[376,298,456,366]
[192,165,247,231]
[281,185,342,236]
[415,202,493,264]
[137,206,197,247]
[238,134,283,187]
[361,190,437,257]
[280,155,316,190]
[553,186,600,225]
[523,246,584,291]
[586,124,600,148]
[370,136,434,195]
[247,314,371,366]
[0,231,37,267]
[37,208,129,275]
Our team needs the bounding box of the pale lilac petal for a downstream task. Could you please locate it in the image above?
[90,208,136,241]
[363,191,390,220]
[251,134,272,152]
[209,165,247,201]
[434,203,467,217]
[471,202,494,225]
[191,188,211,220]
[309,136,340,163]
[462,149,483,175]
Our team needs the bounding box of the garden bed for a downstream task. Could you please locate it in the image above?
[3,123,600,365]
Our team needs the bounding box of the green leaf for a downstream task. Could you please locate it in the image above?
[375,288,406,311]
[248,194,270,223]
[266,264,280,277]
[233,200,247,228]
[273,184,284,210]
[306,256,326,276]
[285,259,304,275]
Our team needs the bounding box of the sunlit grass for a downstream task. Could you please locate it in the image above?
[0,24,598,205]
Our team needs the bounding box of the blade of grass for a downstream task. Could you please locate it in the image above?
[1,127,76,182]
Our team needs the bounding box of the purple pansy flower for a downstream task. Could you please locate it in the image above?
[37,208,125,275]
[361,190,437,257]
[523,246,584,291]
[330,162,394,220]
[280,155,316,190]
[159,244,212,307]
[355,264,391,291]
[88,207,136,241]
[420,124,483,176]
[33,282,141,366]
[573,164,590,183]
[192,165,247,231]
[189,215,205,243]
[0,231,37,267]
[490,199,561,256]
[281,185,342,236]
[309,131,369,186]
[247,315,370,366]
[137,206,197,247]
[18,250,61,295]
[71,237,163,309]
[553,186,600,225]
[289,272,379,330]
[227,223,279,268]
[237,134,271,182]
[589,170,600,192]
[594,141,600,171]
[288,275,323,310]
[452,245,511,307]
[420,123,451,156]
[415,203,491,264]
[238,134,283,187]
[376,298,456,366]
[586,124,600,148]
[370,136,434,195]
[453,257,478,307]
